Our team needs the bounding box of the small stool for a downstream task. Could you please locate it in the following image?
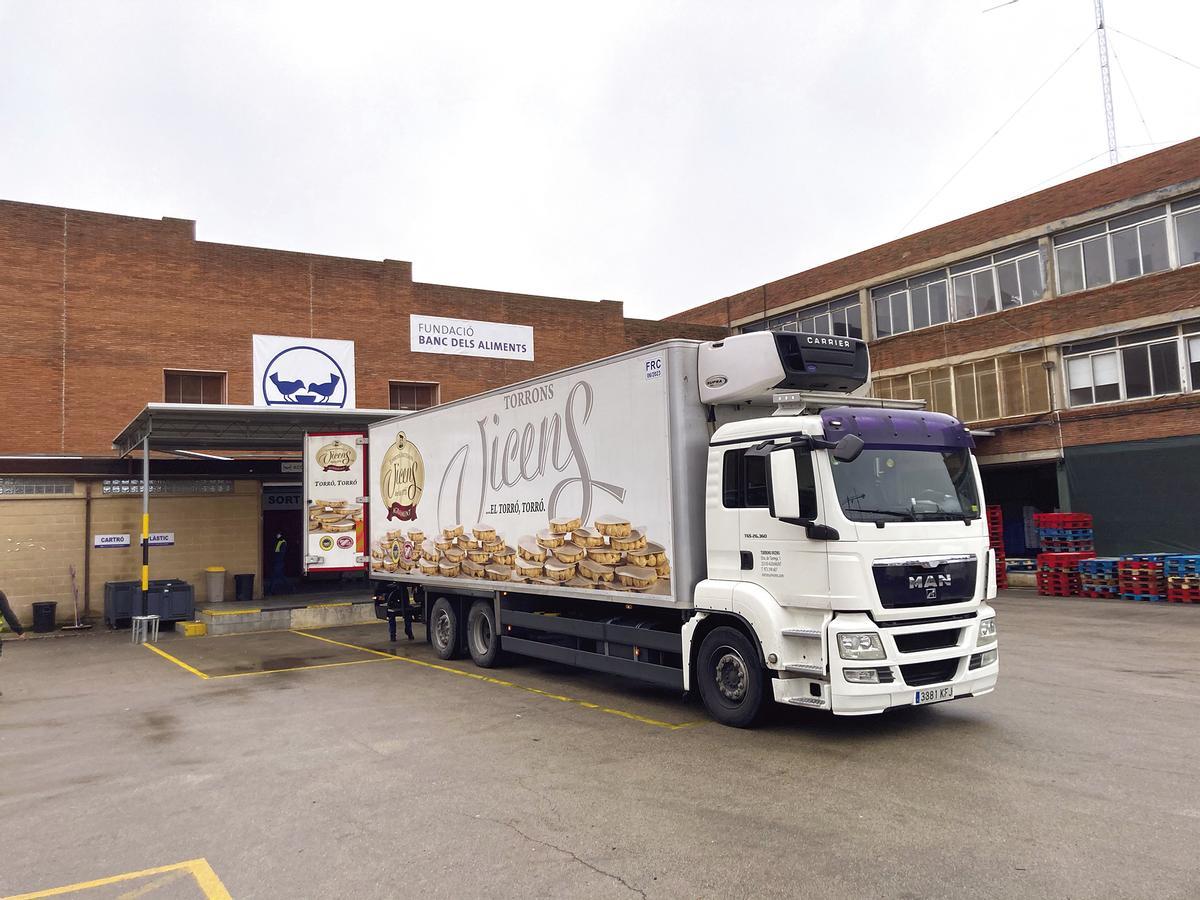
[131,615,160,644]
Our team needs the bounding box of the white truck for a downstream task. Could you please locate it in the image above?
[366,333,998,726]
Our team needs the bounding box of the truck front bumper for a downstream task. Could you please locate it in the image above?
[772,607,999,715]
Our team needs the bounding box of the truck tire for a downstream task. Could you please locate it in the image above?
[696,626,766,728]
[466,600,503,668]
[429,597,460,660]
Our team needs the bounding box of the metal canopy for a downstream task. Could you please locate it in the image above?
[113,403,399,457]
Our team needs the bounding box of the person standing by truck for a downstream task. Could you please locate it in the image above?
[1,589,30,677]
[266,532,290,595]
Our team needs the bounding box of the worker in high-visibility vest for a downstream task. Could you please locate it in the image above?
[266,533,290,595]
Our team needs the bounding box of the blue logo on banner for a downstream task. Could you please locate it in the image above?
[262,346,348,407]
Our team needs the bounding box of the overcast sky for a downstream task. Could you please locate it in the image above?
[1,0,1197,318]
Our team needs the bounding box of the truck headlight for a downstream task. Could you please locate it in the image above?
[978,617,997,646]
[837,632,885,660]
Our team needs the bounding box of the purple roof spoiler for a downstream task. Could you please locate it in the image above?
[820,406,975,451]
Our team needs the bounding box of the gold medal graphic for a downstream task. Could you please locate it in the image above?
[380,432,425,521]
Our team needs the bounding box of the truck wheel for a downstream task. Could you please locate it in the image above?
[696,626,765,728]
[429,597,460,660]
[466,600,503,668]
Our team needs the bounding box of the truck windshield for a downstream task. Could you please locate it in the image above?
[830,447,980,523]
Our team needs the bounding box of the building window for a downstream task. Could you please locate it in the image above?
[742,294,863,339]
[389,381,438,411]
[164,370,226,404]
[871,241,1043,339]
[1174,194,1200,267]
[101,478,233,495]
[0,477,73,496]
[1052,199,1200,295]
[1063,324,1195,407]
[871,350,1047,423]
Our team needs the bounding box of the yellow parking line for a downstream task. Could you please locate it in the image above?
[4,857,231,900]
[143,643,210,680]
[210,657,396,679]
[291,629,703,731]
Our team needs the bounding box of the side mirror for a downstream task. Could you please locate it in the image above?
[832,434,865,463]
[768,449,801,519]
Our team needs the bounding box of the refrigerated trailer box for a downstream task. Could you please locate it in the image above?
[368,342,717,608]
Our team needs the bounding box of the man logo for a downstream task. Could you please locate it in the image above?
[262,345,348,407]
[910,572,951,600]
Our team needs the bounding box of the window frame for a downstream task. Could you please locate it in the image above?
[871,242,1043,340]
[872,350,1049,424]
[163,369,227,405]
[1062,325,1194,408]
[388,380,440,412]
[747,294,863,340]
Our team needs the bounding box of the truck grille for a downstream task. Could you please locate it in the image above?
[900,658,961,686]
[873,559,977,609]
[894,629,961,653]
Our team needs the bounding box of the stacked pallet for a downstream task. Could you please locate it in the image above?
[1007,558,1037,572]
[1034,512,1095,553]
[1119,555,1168,602]
[1036,551,1095,596]
[1165,555,1200,603]
[986,505,1007,590]
[1078,558,1120,598]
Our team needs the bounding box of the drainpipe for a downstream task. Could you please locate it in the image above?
[83,481,92,617]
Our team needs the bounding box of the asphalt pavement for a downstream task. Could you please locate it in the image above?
[1,591,1197,899]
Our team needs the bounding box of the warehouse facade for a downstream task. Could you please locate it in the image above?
[670,137,1200,557]
[0,200,723,623]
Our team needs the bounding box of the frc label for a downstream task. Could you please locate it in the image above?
[645,356,663,380]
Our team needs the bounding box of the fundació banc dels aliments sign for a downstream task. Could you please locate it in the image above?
[410,315,534,361]
[252,335,357,408]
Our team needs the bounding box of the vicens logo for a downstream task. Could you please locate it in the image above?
[262,346,348,407]
[316,440,356,472]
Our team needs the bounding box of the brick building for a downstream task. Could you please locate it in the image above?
[0,200,723,623]
[669,137,1200,557]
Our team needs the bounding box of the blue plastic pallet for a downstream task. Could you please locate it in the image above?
[1121,554,1169,562]
[1122,592,1165,602]
[1038,528,1095,539]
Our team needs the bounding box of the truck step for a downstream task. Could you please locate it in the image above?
[782,696,827,707]
[784,662,826,674]
[781,627,822,638]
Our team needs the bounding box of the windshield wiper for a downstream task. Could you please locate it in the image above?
[845,508,915,522]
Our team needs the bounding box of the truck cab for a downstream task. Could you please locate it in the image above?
[688,332,998,724]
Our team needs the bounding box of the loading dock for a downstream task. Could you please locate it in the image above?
[110,403,395,613]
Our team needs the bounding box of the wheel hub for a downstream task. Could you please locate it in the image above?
[714,649,747,702]
[435,611,452,648]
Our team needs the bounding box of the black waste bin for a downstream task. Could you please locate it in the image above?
[31,601,57,633]
[234,574,255,602]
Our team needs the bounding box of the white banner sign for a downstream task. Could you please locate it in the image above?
[148,533,175,547]
[410,315,534,361]
[304,433,367,572]
[253,335,356,408]
[94,533,131,548]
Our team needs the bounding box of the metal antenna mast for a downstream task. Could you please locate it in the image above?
[1094,0,1118,163]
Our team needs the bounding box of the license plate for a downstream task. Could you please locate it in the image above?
[913,685,954,705]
